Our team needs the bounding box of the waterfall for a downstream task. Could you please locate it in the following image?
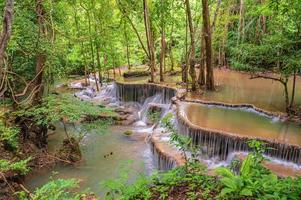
[138,94,163,123]
[176,110,301,165]
[80,81,301,170]
[151,141,177,171]
[115,82,176,104]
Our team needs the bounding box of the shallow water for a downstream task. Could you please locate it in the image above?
[117,68,301,112]
[180,102,301,146]
[25,125,155,197]
[187,69,301,112]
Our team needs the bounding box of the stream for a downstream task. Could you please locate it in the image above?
[25,124,155,197]
[25,69,301,196]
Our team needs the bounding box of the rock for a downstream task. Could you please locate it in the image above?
[123,130,133,136]
[123,70,150,78]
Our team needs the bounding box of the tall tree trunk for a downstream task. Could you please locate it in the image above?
[185,0,197,91]
[0,0,13,96]
[159,0,165,82]
[143,0,156,82]
[86,10,99,92]
[182,13,188,83]
[202,0,215,90]
[33,0,47,105]
[0,0,13,66]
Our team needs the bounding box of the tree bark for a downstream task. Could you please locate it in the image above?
[290,69,296,109]
[202,0,215,90]
[33,0,46,105]
[86,9,99,91]
[143,0,156,82]
[159,0,165,82]
[0,0,14,65]
[159,31,165,82]
[96,45,103,86]
[185,0,197,91]
[198,30,206,87]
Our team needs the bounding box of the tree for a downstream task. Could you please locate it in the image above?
[143,0,156,82]
[202,0,214,90]
[185,0,197,91]
[0,0,14,97]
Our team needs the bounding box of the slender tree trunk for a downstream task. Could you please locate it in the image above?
[182,13,188,83]
[96,45,102,86]
[202,0,215,90]
[290,69,296,109]
[33,0,47,105]
[86,11,99,91]
[124,23,131,71]
[159,32,165,82]
[73,4,88,86]
[159,0,165,82]
[118,1,150,59]
[198,30,206,87]
[143,0,156,82]
[169,0,175,72]
[283,80,290,114]
[185,0,196,91]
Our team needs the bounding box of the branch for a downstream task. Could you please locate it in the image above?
[250,74,285,85]
[117,0,150,59]
[211,0,222,32]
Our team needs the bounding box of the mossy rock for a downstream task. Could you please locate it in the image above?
[123,130,133,136]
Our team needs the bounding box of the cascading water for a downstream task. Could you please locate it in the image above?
[73,81,301,174]
[114,82,301,170]
[151,141,177,171]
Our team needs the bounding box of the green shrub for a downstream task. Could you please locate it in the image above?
[0,157,31,175]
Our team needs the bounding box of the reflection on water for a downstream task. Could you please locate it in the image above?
[25,125,154,197]
[118,69,301,112]
[188,69,301,112]
[180,102,301,146]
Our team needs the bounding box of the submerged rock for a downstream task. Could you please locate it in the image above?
[123,130,133,136]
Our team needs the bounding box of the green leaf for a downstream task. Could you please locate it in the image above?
[240,188,253,196]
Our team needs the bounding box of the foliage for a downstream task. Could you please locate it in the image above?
[0,119,20,150]
[216,140,301,199]
[161,112,200,163]
[0,157,31,175]
[102,139,301,199]
[147,110,161,124]
[28,178,81,200]
[101,160,152,200]
[14,94,114,126]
